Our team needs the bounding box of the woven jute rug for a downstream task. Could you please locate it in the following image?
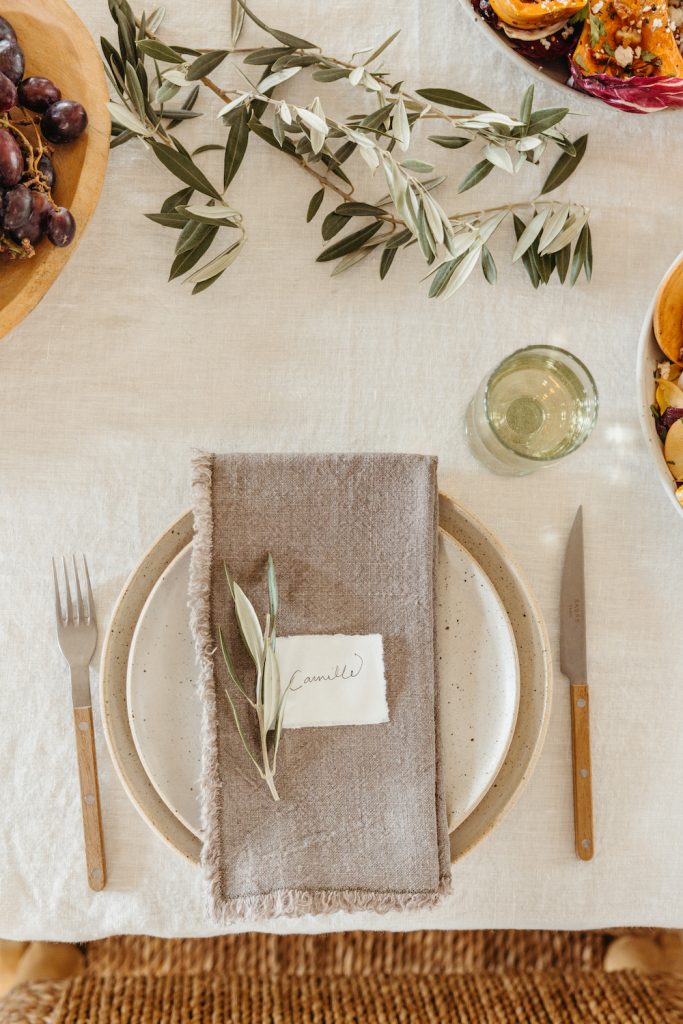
[2,930,682,1024]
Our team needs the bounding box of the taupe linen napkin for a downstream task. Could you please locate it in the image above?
[190,452,451,922]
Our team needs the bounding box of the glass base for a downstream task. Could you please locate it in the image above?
[465,398,542,477]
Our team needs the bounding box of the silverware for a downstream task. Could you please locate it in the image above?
[52,555,106,891]
[560,506,594,861]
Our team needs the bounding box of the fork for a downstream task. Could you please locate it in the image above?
[52,555,106,892]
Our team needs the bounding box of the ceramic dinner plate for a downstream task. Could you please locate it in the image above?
[126,530,520,840]
[101,496,552,864]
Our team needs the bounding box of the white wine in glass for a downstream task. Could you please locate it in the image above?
[466,346,598,476]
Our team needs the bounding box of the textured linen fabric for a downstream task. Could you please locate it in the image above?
[2,0,683,941]
[189,452,450,920]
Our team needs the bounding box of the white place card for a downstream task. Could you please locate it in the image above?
[276,634,388,729]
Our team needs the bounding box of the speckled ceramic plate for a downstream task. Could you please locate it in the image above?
[100,495,551,865]
[126,530,520,840]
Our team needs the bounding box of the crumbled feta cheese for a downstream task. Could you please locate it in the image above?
[540,36,551,47]
[659,362,672,379]
[635,44,642,55]
[670,5,683,28]
[653,16,663,26]
[591,1,604,10]
[614,44,634,66]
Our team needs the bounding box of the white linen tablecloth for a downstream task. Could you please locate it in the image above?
[2,0,682,942]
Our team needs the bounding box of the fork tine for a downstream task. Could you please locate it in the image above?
[82,554,96,626]
[52,557,63,623]
[62,555,74,624]
[72,554,85,624]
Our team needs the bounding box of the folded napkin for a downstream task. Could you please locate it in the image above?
[190,452,451,921]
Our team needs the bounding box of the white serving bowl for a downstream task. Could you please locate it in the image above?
[636,251,683,519]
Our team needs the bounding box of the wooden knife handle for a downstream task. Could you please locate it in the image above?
[570,682,594,861]
[73,706,107,891]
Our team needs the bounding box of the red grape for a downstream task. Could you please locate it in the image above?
[0,128,23,187]
[45,206,75,247]
[2,184,33,230]
[0,38,24,84]
[41,100,87,144]
[31,190,53,228]
[18,76,61,112]
[11,206,42,245]
[0,17,16,44]
[0,69,16,113]
[37,153,55,190]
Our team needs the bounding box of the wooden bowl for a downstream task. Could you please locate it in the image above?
[0,0,109,340]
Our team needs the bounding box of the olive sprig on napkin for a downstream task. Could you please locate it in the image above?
[218,555,292,801]
[103,0,592,296]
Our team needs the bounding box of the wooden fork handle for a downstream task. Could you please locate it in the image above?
[570,682,594,861]
[73,706,107,891]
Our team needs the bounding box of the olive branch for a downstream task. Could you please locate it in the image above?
[102,0,593,297]
[218,555,293,801]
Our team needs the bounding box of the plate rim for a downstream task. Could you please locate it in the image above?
[126,542,204,838]
[101,495,551,866]
[439,493,552,860]
[124,528,521,839]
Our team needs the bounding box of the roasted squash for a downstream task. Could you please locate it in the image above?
[489,0,586,30]
[572,0,683,78]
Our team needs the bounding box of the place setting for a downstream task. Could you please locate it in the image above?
[79,337,602,916]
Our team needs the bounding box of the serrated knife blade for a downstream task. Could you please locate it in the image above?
[560,505,594,861]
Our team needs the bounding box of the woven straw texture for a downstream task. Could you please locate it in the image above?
[2,931,682,1024]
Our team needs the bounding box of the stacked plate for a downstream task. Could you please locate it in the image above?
[100,495,552,864]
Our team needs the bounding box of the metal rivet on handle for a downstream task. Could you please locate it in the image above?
[577,698,586,709]
[580,769,589,779]
[582,839,591,850]
[85,794,95,805]
[91,868,103,882]
[78,721,88,731]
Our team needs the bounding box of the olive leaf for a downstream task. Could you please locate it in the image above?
[236,0,317,49]
[224,107,249,188]
[334,202,387,217]
[306,187,325,222]
[231,0,246,46]
[316,222,383,262]
[458,159,493,193]
[169,225,218,279]
[526,107,569,134]
[148,140,222,199]
[137,38,183,63]
[481,245,497,284]
[186,49,229,80]
[379,244,398,279]
[428,135,470,149]
[321,210,349,240]
[416,88,491,112]
[541,134,588,194]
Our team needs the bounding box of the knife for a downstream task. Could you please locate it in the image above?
[560,506,594,861]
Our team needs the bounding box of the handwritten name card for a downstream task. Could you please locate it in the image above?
[276,634,388,729]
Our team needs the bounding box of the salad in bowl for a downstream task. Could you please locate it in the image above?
[638,255,683,517]
[469,0,683,111]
